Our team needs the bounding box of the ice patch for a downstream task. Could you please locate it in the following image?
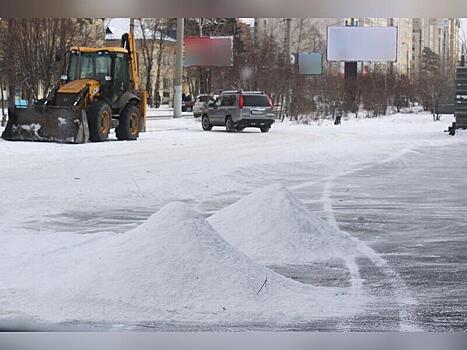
[0,202,366,325]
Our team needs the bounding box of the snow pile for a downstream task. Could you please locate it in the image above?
[208,184,372,265]
[0,202,364,324]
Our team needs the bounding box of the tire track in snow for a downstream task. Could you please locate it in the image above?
[321,149,421,331]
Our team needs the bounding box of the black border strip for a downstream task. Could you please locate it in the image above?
[1,0,467,18]
[0,332,467,350]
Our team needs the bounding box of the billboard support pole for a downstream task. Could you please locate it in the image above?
[343,18,358,120]
[344,62,358,115]
[174,17,184,118]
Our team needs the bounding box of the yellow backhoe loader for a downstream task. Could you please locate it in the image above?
[1,33,147,143]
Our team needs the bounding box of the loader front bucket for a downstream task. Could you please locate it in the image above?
[1,106,89,144]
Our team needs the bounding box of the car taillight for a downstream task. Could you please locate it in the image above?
[239,95,244,109]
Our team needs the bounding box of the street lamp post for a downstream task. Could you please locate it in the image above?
[174,18,184,118]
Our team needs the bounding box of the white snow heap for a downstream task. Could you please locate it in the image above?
[208,184,364,265]
[0,202,365,324]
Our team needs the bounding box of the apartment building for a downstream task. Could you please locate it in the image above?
[411,18,460,79]
[255,17,460,79]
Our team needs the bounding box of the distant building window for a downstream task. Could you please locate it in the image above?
[80,22,89,35]
[163,78,170,90]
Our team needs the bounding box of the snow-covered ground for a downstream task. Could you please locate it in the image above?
[0,113,466,330]
[146,104,193,118]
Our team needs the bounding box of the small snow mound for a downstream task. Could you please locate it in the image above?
[208,184,360,265]
[6,202,364,324]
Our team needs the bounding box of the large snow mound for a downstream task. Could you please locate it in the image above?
[0,202,365,325]
[208,184,369,265]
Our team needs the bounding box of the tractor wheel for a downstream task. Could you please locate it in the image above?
[116,104,140,141]
[87,101,112,142]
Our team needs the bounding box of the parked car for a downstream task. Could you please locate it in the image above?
[201,90,275,133]
[181,94,194,112]
[193,94,212,118]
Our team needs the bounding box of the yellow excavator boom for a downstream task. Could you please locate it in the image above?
[122,31,147,130]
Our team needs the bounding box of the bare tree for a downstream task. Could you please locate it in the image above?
[417,47,448,121]
[184,18,237,95]
[0,19,17,108]
[0,19,99,103]
[139,18,160,107]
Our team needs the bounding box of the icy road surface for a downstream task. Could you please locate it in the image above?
[0,113,466,330]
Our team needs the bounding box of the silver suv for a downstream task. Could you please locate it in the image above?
[201,90,275,133]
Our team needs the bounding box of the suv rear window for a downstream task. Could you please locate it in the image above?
[243,95,270,107]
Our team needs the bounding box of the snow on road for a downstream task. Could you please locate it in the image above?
[0,202,364,325]
[0,113,460,231]
[0,112,465,330]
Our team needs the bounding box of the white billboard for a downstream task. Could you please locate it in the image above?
[327,26,398,62]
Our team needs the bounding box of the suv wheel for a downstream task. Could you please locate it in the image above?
[260,126,270,133]
[225,117,235,133]
[201,115,213,131]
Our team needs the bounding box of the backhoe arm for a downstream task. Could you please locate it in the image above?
[121,32,140,91]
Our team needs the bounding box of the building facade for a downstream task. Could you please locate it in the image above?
[255,17,460,79]
[411,18,460,79]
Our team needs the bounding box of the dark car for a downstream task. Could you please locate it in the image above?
[181,94,195,112]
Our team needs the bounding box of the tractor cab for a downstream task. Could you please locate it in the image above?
[2,32,147,144]
[62,47,131,105]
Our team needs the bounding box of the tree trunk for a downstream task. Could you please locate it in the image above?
[145,63,153,107]
[154,34,165,107]
[0,76,5,117]
[8,80,15,108]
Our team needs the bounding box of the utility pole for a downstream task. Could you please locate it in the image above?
[199,18,204,95]
[285,18,292,119]
[385,18,394,110]
[174,18,184,118]
[129,18,135,34]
